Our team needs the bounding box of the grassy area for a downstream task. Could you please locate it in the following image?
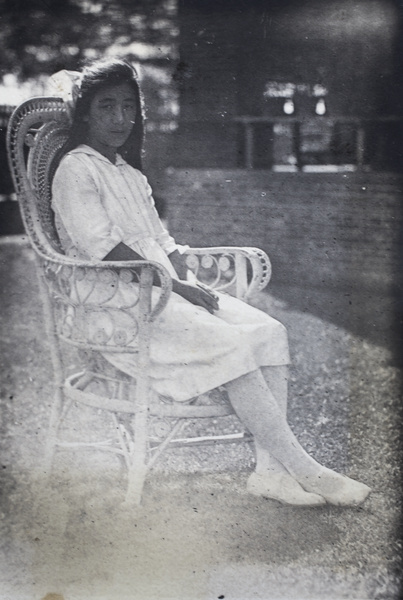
[0,239,402,600]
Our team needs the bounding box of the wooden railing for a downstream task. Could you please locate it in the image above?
[235,115,403,170]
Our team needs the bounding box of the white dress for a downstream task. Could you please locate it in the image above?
[51,145,290,402]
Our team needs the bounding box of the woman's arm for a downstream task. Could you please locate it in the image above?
[140,175,190,260]
[53,161,217,313]
[52,155,126,261]
[167,249,188,281]
[104,243,219,314]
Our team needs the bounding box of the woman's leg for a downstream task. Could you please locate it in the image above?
[261,365,288,415]
[255,366,289,475]
[226,369,371,506]
[228,367,325,506]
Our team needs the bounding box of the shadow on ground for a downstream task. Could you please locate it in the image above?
[270,280,403,366]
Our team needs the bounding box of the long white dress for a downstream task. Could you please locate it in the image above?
[51,145,290,402]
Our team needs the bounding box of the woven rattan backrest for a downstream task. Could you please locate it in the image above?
[7,97,70,256]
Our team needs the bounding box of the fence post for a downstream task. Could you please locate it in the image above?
[245,122,254,169]
[356,126,365,169]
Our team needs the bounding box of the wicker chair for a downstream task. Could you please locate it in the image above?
[6,97,272,505]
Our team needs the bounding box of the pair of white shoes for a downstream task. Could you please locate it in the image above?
[247,470,371,507]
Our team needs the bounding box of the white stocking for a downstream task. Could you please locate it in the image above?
[225,369,371,505]
[256,366,289,475]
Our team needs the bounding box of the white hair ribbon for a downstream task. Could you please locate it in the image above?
[49,70,83,120]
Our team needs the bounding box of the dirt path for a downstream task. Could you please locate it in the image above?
[0,239,402,600]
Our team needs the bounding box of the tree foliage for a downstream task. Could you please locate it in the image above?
[0,0,178,79]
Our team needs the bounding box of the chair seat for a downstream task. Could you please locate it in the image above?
[64,370,235,418]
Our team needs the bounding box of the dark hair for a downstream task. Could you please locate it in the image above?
[61,58,145,170]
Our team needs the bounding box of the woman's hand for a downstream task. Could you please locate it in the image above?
[104,244,219,313]
[172,280,219,314]
[168,249,189,280]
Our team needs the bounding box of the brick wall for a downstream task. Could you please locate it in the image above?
[159,169,403,292]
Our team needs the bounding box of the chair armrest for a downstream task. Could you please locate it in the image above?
[37,251,173,352]
[183,246,271,300]
[40,251,172,321]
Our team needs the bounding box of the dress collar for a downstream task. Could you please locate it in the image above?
[69,144,126,166]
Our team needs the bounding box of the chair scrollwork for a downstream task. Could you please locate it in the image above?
[184,246,271,299]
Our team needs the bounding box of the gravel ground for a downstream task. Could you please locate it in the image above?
[0,238,402,600]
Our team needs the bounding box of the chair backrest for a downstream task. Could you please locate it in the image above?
[6,97,172,356]
[7,97,70,256]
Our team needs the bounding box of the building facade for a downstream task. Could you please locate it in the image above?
[171,0,403,170]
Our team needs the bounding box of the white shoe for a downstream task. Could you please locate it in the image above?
[297,469,371,507]
[247,472,326,507]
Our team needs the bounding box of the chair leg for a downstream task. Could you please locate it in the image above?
[32,386,66,515]
[122,377,151,507]
[124,460,148,507]
[123,404,149,506]
[31,387,71,537]
[43,386,67,473]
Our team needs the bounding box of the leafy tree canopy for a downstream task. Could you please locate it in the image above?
[0,0,178,79]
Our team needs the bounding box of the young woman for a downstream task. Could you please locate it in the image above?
[51,58,371,507]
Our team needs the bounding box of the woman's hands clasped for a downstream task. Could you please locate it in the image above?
[172,280,220,314]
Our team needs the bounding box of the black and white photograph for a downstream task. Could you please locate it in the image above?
[0,1,402,599]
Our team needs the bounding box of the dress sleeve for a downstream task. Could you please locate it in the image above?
[142,176,189,256]
[51,154,124,260]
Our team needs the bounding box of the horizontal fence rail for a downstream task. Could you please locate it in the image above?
[235,115,403,170]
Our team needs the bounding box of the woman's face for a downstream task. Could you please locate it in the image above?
[85,82,137,162]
